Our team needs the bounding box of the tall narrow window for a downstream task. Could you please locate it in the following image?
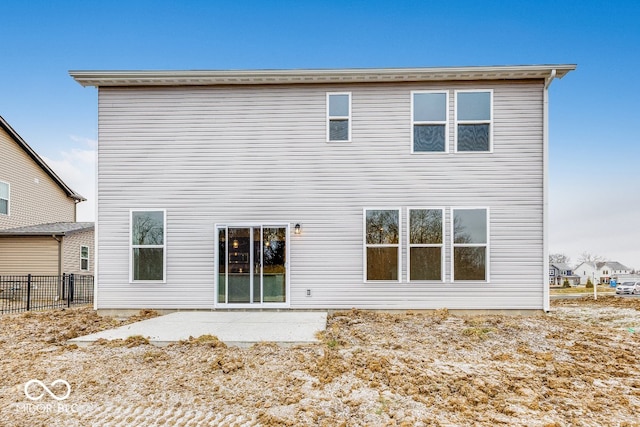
[456,90,492,152]
[130,210,166,282]
[80,245,90,271]
[408,209,444,281]
[327,92,351,142]
[452,208,489,281]
[0,181,9,215]
[364,209,400,281]
[412,91,448,152]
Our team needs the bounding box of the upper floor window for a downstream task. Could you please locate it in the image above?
[408,208,444,281]
[452,208,489,281]
[130,209,166,282]
[80,245,90,271]
[0,181,8,215]
[364,209,400,281]
[412,91,448,152]
[455,90,492,152]
[327,93,351,142]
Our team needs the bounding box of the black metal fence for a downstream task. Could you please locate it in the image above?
[0,274,93,314]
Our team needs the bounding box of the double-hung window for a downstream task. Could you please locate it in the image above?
[130,209,166,282]
[327,92,351,142]
[0,181,9,215]
[80,245,90,271]
[452,208,489,281]
[364,209,400,281]
[455,90,492,152]
[412,91,448,152]
[408,208,444,281]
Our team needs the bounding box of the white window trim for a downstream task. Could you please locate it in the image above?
[454,89,493,153]
[407,207,445,282]
[326,92,352,142]
[363,208,401,283]
[129,209,167,284]
[80,245,90,271]
[451,207,490,282]
[214,222,291,308]
[0,181,9,216]
[411,90,449,154]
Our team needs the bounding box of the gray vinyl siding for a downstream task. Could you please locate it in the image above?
[96,80,545,310]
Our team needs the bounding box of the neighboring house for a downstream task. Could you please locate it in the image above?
[71,64,575,312]
[0,115,93,276]
[574,261,630,285]
[549,263,580,286]
[0,222,94,276]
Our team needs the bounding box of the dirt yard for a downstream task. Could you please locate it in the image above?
[1,297,639,426]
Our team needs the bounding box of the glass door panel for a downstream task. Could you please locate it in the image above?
[263,227,286,303]
[253,227,261,303]
[228,227,251,303]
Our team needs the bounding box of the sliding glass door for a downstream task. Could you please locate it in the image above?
[217,225,287,305]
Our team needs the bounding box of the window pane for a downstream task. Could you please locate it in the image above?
[366,210,399,244]
[218,228,226,303]
[410,209,442,244]
[410,247,441,281]
[81,246,89,258]
[454,247,486,280]
[263,227,286,303]
[329,119,349,141]
[414,125,445,152]
[81,259,89,270]
[0,183,8,199]
[133,248,164,280]
[457,124,489,151]
[329,94,349,116]
[414,92,446,121]
[457,92,490,121]
[454,209,487,244]
[367,247,399,281]
[0,199,7,215]
[132,211,164,245]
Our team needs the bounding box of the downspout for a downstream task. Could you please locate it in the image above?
[52,235,63,297]
[543,69,556,312]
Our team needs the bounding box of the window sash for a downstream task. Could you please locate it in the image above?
[411,91,448,153]
[408,208,444,282]
[327,92,351,142]
[0,181,9,215]
[451,208,489,282]
[130,209,166,283]
[364,208,400,282]
[80,246,90,271]
[455,90,493,152]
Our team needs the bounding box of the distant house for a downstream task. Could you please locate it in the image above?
[71,64,575,312]
[574,261,630,285]
[0,115,93,276]
[549,263,579,286]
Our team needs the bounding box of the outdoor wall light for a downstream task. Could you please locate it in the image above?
[294,223,301,235]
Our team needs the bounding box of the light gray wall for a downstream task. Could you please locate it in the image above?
[96,80,545,310]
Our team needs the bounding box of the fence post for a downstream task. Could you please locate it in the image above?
[68,274,74,307]
[61,273,66,301]
[26,274,32,311]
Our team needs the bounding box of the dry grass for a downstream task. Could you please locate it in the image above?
[1,298,639,426]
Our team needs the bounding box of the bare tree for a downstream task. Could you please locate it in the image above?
[549,253,571,265]
[577,252,605,264]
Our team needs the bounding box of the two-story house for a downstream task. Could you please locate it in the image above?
[573,261,630,285]
[0,116,93,276]
[71,64,575,313]
[549,263,580,286]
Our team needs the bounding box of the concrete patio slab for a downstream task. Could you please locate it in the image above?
[70,311,328,347]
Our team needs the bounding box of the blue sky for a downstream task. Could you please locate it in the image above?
[1,0,638,267]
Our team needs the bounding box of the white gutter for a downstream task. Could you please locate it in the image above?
[543,69,556,312]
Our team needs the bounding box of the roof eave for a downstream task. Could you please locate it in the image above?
[0,116,86,202]
[70,64,576,87]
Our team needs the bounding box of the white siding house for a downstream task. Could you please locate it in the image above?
[71,65,575,312]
